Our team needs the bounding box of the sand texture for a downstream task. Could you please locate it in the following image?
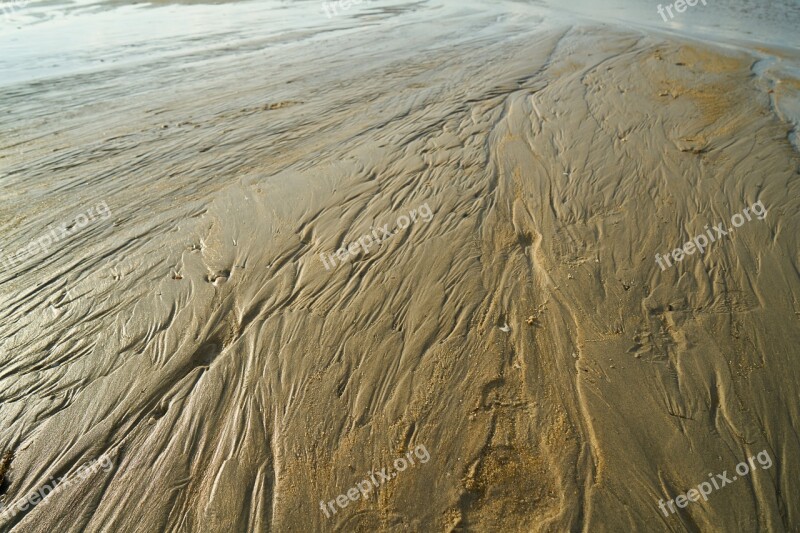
[1,2,799,531]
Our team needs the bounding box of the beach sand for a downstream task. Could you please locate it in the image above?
[0,0,799,531]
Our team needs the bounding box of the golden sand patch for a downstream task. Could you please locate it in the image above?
[450,443,558,531]
[673,45,750,74]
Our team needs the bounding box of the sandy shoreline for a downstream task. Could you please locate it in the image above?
[1,0,799,531]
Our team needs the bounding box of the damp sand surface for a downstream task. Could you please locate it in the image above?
[1,0,800,531]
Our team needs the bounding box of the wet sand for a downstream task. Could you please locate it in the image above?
[1,0,799,531]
